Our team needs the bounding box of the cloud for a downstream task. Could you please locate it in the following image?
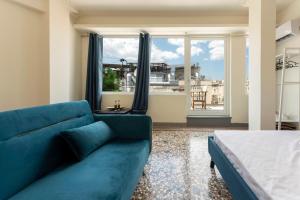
[175,46,202,57]
[176,46,184,56]
[103,38,209,64]
[191,46,203,56]
[208,40,224,49]
[168,38,184,46]
[191,40,208,45]
[103,38,139,62]
[167,38,203,57]
[104,38,182,63]
[208,40,224,60]
[246,38,249,48]
[168,38,184,56]
[151,44,179,63]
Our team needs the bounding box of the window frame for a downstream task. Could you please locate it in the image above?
[101,34,231,117]
[186,35,230,116]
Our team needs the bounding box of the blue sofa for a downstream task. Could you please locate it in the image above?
[0,101,152,200]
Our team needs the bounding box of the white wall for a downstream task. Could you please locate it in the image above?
[248,0,276,130]
[76,12,248,27]
[0,0,83,111]
[276,0,300,52]
[276,0,300,51]
[9,0,48,12]
[277,0,300,25]
[230,35,248,123]
[100,93,187,123]
[276,0,300,123]
[147,94,186,123]
[82,36,89,97]
[0,0,49,111]
[49,0,82,103]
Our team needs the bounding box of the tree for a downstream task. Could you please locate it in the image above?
[103,68,120,91]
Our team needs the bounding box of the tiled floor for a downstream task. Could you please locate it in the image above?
[132,128,233,200]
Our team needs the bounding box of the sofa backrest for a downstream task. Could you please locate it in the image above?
[0,100,94,199]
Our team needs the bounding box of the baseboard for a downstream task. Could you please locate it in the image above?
[187,116,231,127]
[229,123,248,128]
[153,122,187,128]
[153,122,248,128]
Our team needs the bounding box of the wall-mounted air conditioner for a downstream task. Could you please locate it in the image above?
[276,19,300,41]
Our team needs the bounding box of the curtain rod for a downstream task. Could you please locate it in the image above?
[81,33,141,37]
[80,32,234,37]
[81,32,149,37]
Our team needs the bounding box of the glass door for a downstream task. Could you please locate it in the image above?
[188,37,228,116]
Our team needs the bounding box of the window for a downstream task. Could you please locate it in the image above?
[245,38,249,94]
[103,37,139,92]
[102,36,228,105]
[150,37,185,93]
[190,38,225,112]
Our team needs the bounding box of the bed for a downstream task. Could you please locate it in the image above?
[208,130,300,200]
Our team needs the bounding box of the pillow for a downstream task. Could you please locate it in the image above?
[61,121,115,160]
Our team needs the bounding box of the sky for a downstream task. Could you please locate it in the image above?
[103,37,225,80]
[245,39,250,80]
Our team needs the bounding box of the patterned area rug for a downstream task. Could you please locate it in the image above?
[132,128,232,200]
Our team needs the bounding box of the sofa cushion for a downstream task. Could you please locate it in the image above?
[61,121,115,160]
[0,101,94,200]
[10,139,150,200]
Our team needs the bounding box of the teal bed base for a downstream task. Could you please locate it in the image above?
[208,136,258,200]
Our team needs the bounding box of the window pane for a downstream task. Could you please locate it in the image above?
[150,38,184,92]
[190,39,225,111]
[103,38,139,92]
[245,38,249,94]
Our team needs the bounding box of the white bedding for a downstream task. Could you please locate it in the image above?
[214,130,300,200]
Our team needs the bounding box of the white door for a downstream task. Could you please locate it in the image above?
[187,36,229,116]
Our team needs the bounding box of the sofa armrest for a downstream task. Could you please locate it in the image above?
[93,114,152,149]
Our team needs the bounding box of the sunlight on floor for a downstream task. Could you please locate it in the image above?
[132,128,232,200]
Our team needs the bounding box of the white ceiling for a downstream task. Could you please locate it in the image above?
[70,0,295,14]
[74,26,249,35]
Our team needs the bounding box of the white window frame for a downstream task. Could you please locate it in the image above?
[102,34,231,117]
[186,35,230,116]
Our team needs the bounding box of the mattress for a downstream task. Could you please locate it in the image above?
[214,130,300,200]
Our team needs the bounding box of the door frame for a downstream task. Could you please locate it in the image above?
[185,34,230,116]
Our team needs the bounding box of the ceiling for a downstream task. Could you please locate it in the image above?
[74,26,249,35]
[70,0,295,15]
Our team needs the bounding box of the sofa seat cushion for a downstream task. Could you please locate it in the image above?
[10,139,150,200]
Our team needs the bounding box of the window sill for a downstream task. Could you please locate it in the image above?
[102,92,134,95]
[149,92,186,96]
[102,92,186,96]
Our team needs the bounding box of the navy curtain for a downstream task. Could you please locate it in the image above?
[85,33,103,112]
[131,33,150,114]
